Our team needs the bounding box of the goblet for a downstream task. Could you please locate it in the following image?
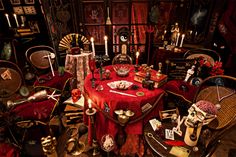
[89,58,96,81]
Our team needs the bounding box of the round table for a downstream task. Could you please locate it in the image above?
[84,65,165,155]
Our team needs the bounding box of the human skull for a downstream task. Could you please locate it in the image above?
[185,100,217,128]
[71,89,81,103]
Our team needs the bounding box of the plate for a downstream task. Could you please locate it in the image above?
[107,80,133,90]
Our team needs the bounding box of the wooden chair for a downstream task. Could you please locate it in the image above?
[184,48,221,65]
[0,60,23,98]
[25,45,57,76]
[192,75,236,157]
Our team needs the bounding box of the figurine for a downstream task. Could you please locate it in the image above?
[157,62,162,77]
[171,23,180,45]
[184,65,195,82]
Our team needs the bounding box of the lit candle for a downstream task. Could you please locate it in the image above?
[13,14,19,27]
[175,33,180,46]
[162,30,167,40]
[5,14,12,28]
[180,34,185,47]
[189,30,193,35]
[104,36,108,56]
[90,37,95,57]
[88,99,92,109]
[136,51,139,65]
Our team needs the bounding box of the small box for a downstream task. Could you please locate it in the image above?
[134,70,167,88]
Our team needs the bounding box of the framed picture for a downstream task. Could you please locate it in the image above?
[83,2,104,24]
[0,0,4,10]
[24,0,35,4]
[10,0,21,5]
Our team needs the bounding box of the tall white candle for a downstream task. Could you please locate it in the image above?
[104,36,108,56]
[90,37,95,57]
[136,51,139,65]
[13,14,19,27]
[180,34,185,47]
[88,99,92,109]
[5,14,12,28]
[175,33,180,46]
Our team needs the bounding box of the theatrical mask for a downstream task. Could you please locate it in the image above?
[71,89,81,102]
[185,100,217,128]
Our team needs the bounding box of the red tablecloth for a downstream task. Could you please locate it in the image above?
[84,65,165,154]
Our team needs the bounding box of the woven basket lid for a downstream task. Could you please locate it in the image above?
[0,60,22,98]
[196,86,236,130]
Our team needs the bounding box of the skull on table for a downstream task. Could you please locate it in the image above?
[185,100,217,128]
[71,89,81,103]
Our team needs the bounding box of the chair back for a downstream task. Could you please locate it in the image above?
[0,60,23,98]
[193,75,236,130]
[184,48,221,66]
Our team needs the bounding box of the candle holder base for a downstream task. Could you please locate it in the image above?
[134,65,140,72]
[86,108,97,116]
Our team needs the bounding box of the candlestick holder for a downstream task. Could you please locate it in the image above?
[85,106,100,156]
[95,55,110,80]
[134,64,140,72]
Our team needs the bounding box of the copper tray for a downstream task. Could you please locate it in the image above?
[0,61,22,98]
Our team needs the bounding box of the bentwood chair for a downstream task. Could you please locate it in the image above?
[25,45,57,77]
[192,75,236,157]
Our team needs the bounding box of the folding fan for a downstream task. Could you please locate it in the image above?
[58,33,90,51]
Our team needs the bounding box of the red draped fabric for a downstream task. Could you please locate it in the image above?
[0,143,19,157]
[34,71,72,91]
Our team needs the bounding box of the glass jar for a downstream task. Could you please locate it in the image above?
[112,53,132,77]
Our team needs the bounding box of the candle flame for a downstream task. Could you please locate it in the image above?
[136,51,139,58]
[90,37,94,42]
[182,34,185,37]
[104,36,108,41]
